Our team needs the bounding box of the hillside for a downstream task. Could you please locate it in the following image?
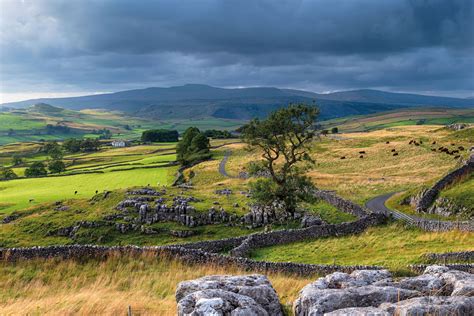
[2,85,473,121]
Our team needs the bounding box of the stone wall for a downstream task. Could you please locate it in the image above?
[0,245,383,276]
[313,190,369,218]
[416,155,473,212]
[411,219,473,232]
[423,251,474,263]
[229,214,386,258]
[409,264,474,274]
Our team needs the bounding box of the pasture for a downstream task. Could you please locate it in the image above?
[250,222,474,274]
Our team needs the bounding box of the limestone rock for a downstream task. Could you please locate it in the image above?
[176,274,282,315]
[380,296,474,316]
[397,274,446,295]
[293,285,419,315]
[177,289,268,316]
[324,306,390,316]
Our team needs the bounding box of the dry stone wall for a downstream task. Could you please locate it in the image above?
[0,245,383,276]
[313,189,369,218]
[423,251,474,263]
[229,214,386,258]
[416,155,473,212]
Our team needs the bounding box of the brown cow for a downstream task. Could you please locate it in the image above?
[359,155,364,158]
[340,156,346,160]
[386,141,390,144]
[359,151,366,154]
[393,153,399,156]
[391,149,396,152]
[458,146,465,151]
[432,141,436,145]
[454,155,460,159]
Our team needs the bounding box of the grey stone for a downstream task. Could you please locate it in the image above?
[293,285,419,316]
[177,289,268,316]
[176,274,282,315]
[324,307,390,316]
[397,274,446,295]
[380,296,474,316]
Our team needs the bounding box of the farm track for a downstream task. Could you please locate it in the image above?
[219,150,235,178]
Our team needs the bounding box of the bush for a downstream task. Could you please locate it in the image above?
[48,160,66,174]
[331,127,339,134]
[25,162,47,177]
[141,129,179,142]
[0,168,18,180]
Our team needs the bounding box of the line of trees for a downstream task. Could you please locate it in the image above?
[203,129,233,139]
[141,129,179,142]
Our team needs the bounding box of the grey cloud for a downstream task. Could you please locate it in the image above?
[0,0,473,97]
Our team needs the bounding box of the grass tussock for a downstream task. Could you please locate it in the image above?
[0,253,312,315]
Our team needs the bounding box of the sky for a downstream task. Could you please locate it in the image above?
[0,0,473,103]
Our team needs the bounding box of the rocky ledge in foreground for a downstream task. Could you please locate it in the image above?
[294,265,474,315]
[175,265,474,315]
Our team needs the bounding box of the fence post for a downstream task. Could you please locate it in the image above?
[128,305,132,316]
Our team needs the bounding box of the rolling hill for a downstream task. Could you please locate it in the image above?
[2,84,473,121]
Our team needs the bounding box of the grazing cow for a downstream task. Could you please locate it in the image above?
[409,140,413,145]
[340,156,346,160]
[95,190,99,194]
[414,142,420,146]
[432,141,436,145]
[29,199,34,203]
[359,151,366,154]
[458,146,465,151]
[438,146,444,151]
[419,140,423,144]
[386,141,390,144]
[74,191,78,195]
[451,143,455,146]
[359,155,364,158]
[393,153,399,156]
[452,150,459,154]
[431,149,436,152]
[454,155,461,159]
[391,149,396,152]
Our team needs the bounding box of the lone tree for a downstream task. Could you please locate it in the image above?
[241,104,319,214]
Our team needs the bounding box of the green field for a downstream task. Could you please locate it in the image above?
[250,222,474,274]
[322,108,474,132]
[0,106,245,145]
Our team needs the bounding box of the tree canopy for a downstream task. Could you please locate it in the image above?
[242,104,319,213]
[141,129,179,142]
[176,127,211,166]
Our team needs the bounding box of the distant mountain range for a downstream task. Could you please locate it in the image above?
[2,84,473,120]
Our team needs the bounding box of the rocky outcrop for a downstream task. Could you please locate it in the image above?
[294,265,474,316]
[176,274,283,315]
[380,296,474,315]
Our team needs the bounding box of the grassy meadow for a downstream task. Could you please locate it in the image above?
[250,222,474,275]
[0,254,313,315]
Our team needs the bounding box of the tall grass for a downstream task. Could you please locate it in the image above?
[0,253,312,315]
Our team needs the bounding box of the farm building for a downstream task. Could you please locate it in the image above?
[111,140,130,148]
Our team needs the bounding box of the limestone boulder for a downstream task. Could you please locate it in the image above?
[176,274,282,315]
[177,289,268,316]
[324,306,390,316]
[293,285,419,316]
[380,296,474,316]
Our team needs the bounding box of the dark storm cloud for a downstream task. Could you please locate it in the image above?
[0,0,473,99]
